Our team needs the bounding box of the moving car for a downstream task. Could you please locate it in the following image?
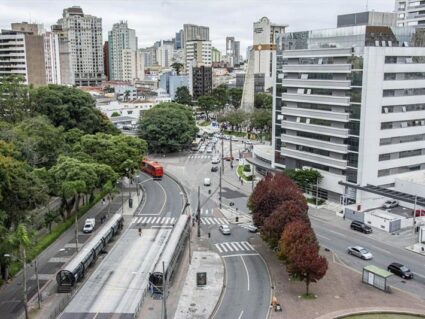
[83,218,95,233]
[211,156,220,164]
[199,146,206,153]
[350,220,373,234]
[203,178,211,186]
[383,200,399,209]
[206,148,213,153]
[219,224,231,235]
[247,224,258,233]
[211,166,218,172]
[387,262,413,279]
[347,246,373,260]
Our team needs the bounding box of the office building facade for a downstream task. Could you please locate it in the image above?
[273,14,425,202]
[57,6,104,86]
[395,0,425,27]
[185,40,212,70]
[43,31,61,84]
[226,36,241,66]
[183,24,209,48]
[191,65,212,99]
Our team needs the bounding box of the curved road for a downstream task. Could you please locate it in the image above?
[60,172,184,319]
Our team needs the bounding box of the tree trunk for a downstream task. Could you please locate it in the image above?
[306,275,310,295]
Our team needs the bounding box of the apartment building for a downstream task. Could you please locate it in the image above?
[273,12,425,203]
[156,40,174,68]
[190,65,212,99]
[185,40,212,70]
[108,21,137,80]
[57,6,104,86]
[183,24,209,48]
[0,28,46,86]
[43,32,61,84]
[395,0,425,27]
[226,36,241,66]
[51,23,74,85]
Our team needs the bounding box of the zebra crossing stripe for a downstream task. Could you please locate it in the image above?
[241,242,253,250]
[171,217,176,224]
[215,244,223,253]
[205,209,209,215]
[233,242,244,251]
[150,217,157,223]
[219,244,228,252]
[205,218,212,225]
[223,243,234,252]
[217,218,229,225]
[131,217,137,224]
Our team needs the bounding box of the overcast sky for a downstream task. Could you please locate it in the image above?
[0,0,393,57]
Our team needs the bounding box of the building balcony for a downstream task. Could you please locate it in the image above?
[282,64,352,73]
[282,48,353,58]
[282,134,348,154]
[282,79,351,90]
[281,107,350,122]
[282,120,349,138]
[281,147,347,170]
[281,92,350,106]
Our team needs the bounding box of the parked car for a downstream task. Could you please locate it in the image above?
[347,246,373,260]
[219,224,231,235]
[247,225,258,233]
[83,218,95,233]
[203,178,211,186]
[211,156,220,164]
[350,220,373,234]
[383,200,399,209]
[387,262,413,279]
[415,209,425,217]
[223,156,234,161]
[211,166,218,172]
[206,148,213,153]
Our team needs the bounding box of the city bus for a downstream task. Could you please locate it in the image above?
[191,138,202,151]
[141,159,164,179]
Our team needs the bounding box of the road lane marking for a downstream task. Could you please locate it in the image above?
[152,226,173,228]
[170,217,176,224]
[234,242,244,250]
[156,180,168,215]
[146,217,152,223]
[151,217,158,223]
[317,234,331,241]
[224,243,234,252]
[222,253,259,258]
[240,256,250,291]
[215,244,223,253]
[238,310,244,319]
[371,246,391,255]
[165,217,170,224]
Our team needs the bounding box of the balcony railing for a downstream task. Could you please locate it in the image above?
[282,64,352,73]
[282,120,349,138]
[281,147,347,170]
[282,79,351,90]
[282,48,353,58]
[282,107,349,122]
[282,134,348,153]
[281,93,350,106]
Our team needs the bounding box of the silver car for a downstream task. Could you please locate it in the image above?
[347,246,373,260]
[219,225,231,235]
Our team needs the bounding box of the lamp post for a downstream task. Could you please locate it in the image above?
[117,181,124,215]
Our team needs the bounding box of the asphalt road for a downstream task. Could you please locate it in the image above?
[165,136,273,319]
[310,214,425,299]
[59,172,184,318]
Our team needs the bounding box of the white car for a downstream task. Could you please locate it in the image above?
[383,200,398,209]
[204,178,211,186]
[83,218,95,233]
[199,146,206,153]
[219,225,231,235]
[211,157,220,164]
[206,148,213,153]
[347,246,373,260]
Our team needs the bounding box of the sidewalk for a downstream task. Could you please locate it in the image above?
[24,188,143,319]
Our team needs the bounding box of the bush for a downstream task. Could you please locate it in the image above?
[237,165,252,181]
[243,164,251,172]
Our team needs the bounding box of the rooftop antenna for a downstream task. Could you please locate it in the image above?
[366,0,369,11]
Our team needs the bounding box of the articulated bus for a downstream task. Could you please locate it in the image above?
[141,160,164,179]
[191,138,202,151]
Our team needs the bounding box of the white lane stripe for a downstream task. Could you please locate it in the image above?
[220,244,228,252]
[240,256,250,291]
[201,218,206,225]
[151,217,157,224]
[230,242,240,251]
[146,217,152,223]
[131,217,137,224]
[240,242,251,250]
[244,242,255,250]
[205,209,209,215]
[223,243,234,252]
[238,310,244,319]
[171,217,176,224]
[222,253,259,258]
[165,217,170,224]
[215,244,223,253]
[234,242,244,251]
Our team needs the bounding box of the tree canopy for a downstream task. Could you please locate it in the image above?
[254,93,273,109]
[139,102,197,153]
[174,86,192,106]
[228,88,243,109]
[197,95,219,120]
[0,76,32,123]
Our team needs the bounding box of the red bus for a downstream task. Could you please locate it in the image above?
[141,160,164,179]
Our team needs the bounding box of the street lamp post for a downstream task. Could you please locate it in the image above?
[197,186,201,237]
[117,181,124,215]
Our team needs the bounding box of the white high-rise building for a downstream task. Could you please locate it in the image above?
[273,11,425,203]
[57,6,104,86]
[395,0,425,27]
[43,32,61,84]
[121,49,137,82]
[226,36,241,66]
[183,24,209,48]
[185,40,212,70]
[156,40,174,68]
[108,21,137,81]
[135,49,145,81]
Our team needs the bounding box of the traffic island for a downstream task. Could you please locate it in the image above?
[173,251,224,319]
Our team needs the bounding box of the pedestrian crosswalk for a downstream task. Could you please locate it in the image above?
[200,208,211,215]
[239,223,255,231]
[188,155,212,159]
[201,217,229,225]
[131,216,176,225]
[214,241,255,253]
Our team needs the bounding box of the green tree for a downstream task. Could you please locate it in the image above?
[79,133,147,176]
[228,88,243,109]
[250,109,272,139]
[197,95,219,120]
[171,62,184,75]
[285,168,322,191]
[211,84,228,111]
[31,85,118,134]
[139,102,197,153]
[0,155,48,228]
[2,116,65,168]
[0,76,32,123]
[111,112,121,117]
[254,93,273,109]
[174,86,192,105]
[225,109,248,131]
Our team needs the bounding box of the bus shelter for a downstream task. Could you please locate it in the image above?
[362,265,393,292]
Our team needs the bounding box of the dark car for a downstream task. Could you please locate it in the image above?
[211,166,218,172]
[350,220,372,234]
[387,262,413,279]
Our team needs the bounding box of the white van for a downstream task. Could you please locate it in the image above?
[204,178,211,186]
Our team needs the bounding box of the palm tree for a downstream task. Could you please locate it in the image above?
[124,90,131,102]
[171,62,184,75]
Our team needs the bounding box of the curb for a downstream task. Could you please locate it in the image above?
[209,252,227,319]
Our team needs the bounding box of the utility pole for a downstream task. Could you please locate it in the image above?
[197,186,201,237]
[219,166,222,209]
[413,195,417,234]
[162,261,167,319]
[35,259,41,309]
[221,132,224,172]
[22,248,28,319]
[315,177,319,208]
[229,135,233,168]
[74,212,79,252]
[251,165,255,191]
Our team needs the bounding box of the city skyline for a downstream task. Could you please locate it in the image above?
[0,0,392,57]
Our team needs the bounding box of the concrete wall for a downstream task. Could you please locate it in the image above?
[25,34,46,87]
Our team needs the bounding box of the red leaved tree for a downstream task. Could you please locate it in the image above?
[261,200,309,248]
[286,243,328,295]
[248,173,306,227]
[279,220,317,260]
